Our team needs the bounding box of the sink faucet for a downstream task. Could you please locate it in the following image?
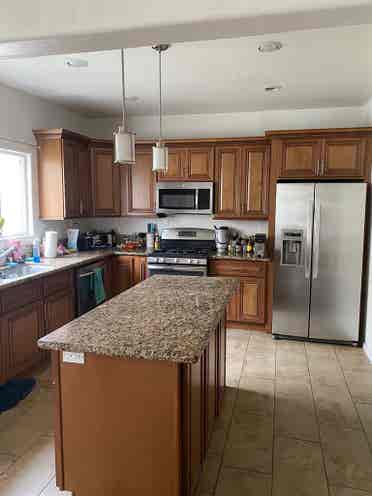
[0,245,16,265]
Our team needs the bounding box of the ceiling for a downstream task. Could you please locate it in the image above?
[0,24,371,118]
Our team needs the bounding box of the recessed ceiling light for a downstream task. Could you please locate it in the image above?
[258,41,283,53]
[264,84,283,93]
[65,58,88,68]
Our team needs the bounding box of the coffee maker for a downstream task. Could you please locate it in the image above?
[214,226,229,254]
[253,233,267,259]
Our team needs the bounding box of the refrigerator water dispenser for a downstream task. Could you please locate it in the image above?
[281,230,303,266]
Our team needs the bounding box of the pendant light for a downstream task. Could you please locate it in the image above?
[113,48,136,165]
[152,44,170,172]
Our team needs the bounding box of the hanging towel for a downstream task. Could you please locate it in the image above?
[0,378,35,413]
[93,267,106,305]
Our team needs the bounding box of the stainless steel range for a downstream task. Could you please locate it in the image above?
[147,228,215,277]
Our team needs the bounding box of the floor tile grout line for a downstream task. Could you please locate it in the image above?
[36,473,56,496]
[209,330,251,495]
[334,347,372,456]
[304,343,332,496]
[270,335,277,496]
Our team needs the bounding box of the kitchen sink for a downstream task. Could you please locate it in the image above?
[0,264,53,280]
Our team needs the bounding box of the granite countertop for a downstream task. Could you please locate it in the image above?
[38,275,239,364]
[113,249,150,257]
[0,249,114,290]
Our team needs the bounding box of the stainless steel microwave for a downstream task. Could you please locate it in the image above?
[156,182,213,215]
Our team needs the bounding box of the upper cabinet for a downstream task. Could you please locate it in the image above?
[269,130,368,180]
[34,129,93,220]
[157,145,214,181]
[90,141,121,216]
[126,146,156,216]
[214,142,269,219]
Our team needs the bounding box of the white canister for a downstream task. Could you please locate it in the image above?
[146,233,155,252]
[44,231,58,258]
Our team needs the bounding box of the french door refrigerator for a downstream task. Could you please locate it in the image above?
[272,182,366,343]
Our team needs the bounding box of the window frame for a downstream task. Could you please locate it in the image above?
[0,142,35,241]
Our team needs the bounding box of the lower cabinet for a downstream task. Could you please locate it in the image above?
[0,270,75,384]
[182,318,226,496]
[1,301,44,381]
[44,290,75,334]
[112,255,147,296]
[209,259,268,330]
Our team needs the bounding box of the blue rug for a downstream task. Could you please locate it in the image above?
[0,378,36,413]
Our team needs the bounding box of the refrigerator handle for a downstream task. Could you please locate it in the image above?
[313,200,321,279]
[305,199,313,279]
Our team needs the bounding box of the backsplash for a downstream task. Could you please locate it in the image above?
[80,215,268,237]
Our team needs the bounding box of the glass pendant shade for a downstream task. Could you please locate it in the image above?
[113,126,136,165]
[152,142,168,172]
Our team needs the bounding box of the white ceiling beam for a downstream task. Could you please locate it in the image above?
[0,4,372,59]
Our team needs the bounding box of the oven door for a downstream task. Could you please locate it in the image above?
[147,264,207,277]
[156,182,213,214]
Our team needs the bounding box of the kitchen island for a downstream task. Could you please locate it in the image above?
[38,275,238,496]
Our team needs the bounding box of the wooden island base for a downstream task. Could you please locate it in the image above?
[52,317,226,496]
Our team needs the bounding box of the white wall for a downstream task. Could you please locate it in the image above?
[87,104,368,140]
[0,83,91,247]
[363,98,372,360]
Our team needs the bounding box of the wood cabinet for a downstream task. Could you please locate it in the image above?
[90,142,121,216]
[209,259,268,329]
[34,129,92,220]
[44,269,75,334]
[1,301,44,380]
[214,143,269,219]
[112,255,147,296]
[271,132,368,180]
[126,147,156,216]
[44,290,75,334]
[52,318,226,496]
[158,145,214,181]
[0,269,76,385]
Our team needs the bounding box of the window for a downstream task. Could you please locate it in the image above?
[0,148,33,238]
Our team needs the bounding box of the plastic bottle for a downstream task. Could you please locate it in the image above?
[33,239,41,263]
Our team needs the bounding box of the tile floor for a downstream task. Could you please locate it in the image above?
[0,329,372,496]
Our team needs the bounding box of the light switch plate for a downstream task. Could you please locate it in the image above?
[62,351,85,364]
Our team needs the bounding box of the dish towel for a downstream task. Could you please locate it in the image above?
[0,378,35,413]
[93,267,106,305]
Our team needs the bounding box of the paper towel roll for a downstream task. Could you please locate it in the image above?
[44,231,58,258]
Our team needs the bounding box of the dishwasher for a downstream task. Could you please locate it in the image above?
[76,260,107,316]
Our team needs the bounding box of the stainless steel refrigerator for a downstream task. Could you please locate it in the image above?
[272,182,366,343]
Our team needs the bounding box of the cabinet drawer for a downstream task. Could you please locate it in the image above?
[2,279,43,314]
[43,270,74,297]
[208,259,266,278]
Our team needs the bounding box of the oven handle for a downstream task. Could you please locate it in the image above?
[147,264,207,274]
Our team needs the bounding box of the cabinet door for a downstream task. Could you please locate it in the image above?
[226,288,239,322]
[4,301,44,379]
[157,148,187,181]
[187,147,214,181]
[280,139,322,178]
[127,149,156,215]
[206,330,217,445]
[241,146,269,218]
[77,143,93,217]
[91,147,121,216]
[112,257,133,295]
[214,146,242,218]
[45,290,75,333]
[217,319,226,416]
[133,257,147,285]
[322,137,366,178]
[0,318,7,384]
[63,140,80,218]
[238,277,266,324]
